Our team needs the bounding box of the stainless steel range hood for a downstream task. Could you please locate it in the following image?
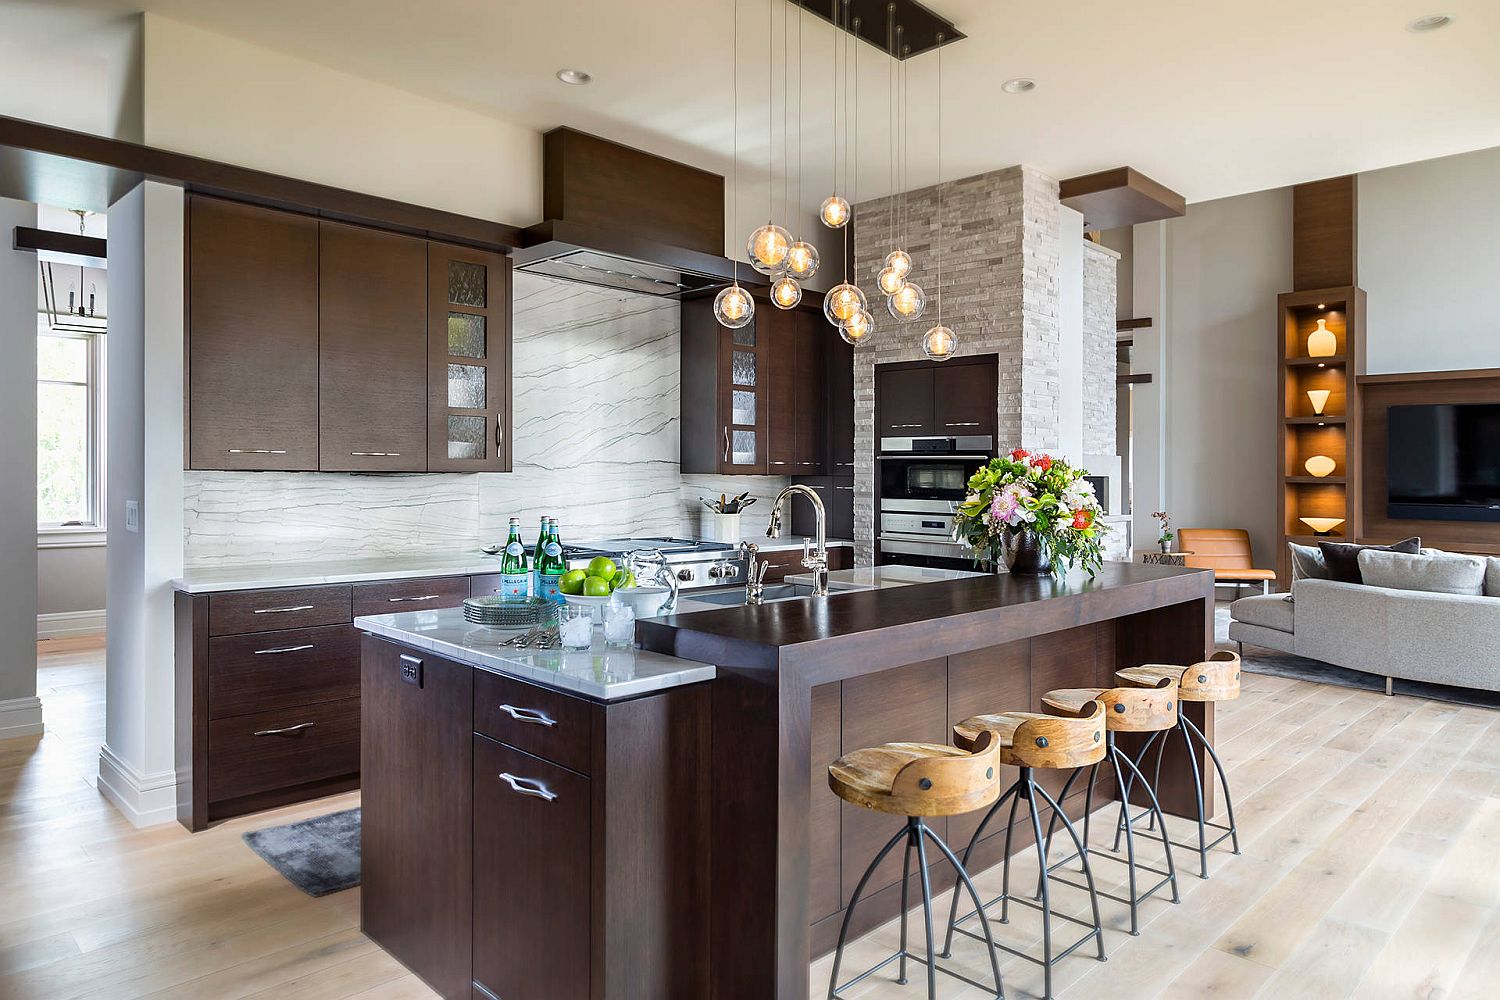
[513,219,746,298]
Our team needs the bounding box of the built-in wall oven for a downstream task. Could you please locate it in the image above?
[876,436,993,569]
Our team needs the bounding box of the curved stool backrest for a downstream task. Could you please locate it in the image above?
[889,730,1001,818]
[1009,700,1108,769]
[1178,650,1241,701]
[1096,678,1179,733]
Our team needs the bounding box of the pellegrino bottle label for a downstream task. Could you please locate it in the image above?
[499,519,531,599]
[538,522,566,603]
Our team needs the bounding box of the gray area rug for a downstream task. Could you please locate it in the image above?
[243,807,361,896]
[1213,604,1500,710]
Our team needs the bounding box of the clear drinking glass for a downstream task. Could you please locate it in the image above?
[602,603,636,649]
[558,605,594,650]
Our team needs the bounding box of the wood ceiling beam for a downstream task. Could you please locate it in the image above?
[1060,167,1186,230]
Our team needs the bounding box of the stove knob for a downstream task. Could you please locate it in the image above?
[677,568,695,582]
[708,562,740,579]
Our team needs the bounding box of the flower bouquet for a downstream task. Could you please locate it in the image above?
[953,449,1108,577]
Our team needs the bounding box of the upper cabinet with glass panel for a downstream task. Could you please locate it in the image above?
[427,245,513,472]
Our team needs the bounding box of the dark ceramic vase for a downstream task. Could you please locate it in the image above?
[1004,527,1054,576]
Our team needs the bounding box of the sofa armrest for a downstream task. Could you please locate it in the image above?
[1291,580,1392,674]
[1381,588,1500,690]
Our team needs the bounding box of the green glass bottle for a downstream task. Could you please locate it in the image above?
[498,517,529,599]
[531,515,550,598]
[537,518,567,603]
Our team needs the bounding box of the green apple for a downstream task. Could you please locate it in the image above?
[583,575,612,597]
[558,569,588,595]
[586,556,618,581]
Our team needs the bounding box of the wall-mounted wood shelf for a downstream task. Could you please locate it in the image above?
[1283,415,1346,426]
[1285,354,1347,368]
[1284,476,1347,485]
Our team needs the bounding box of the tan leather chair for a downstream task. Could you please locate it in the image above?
[1176,528,1276,596]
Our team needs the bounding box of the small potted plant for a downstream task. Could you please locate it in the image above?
[1152,510,1174,554]
[952,449,1107,577]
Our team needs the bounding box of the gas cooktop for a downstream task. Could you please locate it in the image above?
[569,537,735,556]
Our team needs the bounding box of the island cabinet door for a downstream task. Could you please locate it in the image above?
[472,735,590,1000]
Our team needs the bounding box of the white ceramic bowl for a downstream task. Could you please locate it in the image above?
[612,585,672,620]
[562,592,614,623]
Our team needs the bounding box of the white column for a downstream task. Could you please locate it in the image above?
[1131,220,1169,554]
[100,180,185,826]
[1056,205,1085,463]
[0,198,41,739]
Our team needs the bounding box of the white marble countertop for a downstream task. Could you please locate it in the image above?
[784,565,986,589]
[356,607,716,701]
[172,552,508,594]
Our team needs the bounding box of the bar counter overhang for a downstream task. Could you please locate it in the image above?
[638,560,1216,1000]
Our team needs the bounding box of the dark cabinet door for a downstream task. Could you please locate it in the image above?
[876,367,935,438]
[764,307,796,473]
[361,638,473,1000]
[793,311,827,473]
[319,222,428,472]
[827,337,855,475]
[717,317,769,475]
[428,244,512,472]
[473,736,591,1000]
[187,195,319,471]
[932,362,997,439]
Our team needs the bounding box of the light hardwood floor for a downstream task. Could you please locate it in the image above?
[2,637,1496,999]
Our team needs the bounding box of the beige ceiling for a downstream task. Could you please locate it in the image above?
[57,0,1500,208]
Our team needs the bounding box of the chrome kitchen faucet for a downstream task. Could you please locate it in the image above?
[766,484,829,596]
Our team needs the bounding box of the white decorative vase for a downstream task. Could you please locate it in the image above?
[706,512,742,545]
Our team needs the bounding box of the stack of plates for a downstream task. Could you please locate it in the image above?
[462,596,557,629]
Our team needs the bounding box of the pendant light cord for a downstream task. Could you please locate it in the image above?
[935,32,943,325]
[887,6,895,261]
[732,0,739,287]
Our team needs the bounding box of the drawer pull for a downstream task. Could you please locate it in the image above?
[835,486,855,491]
[350,451,401,457]
[253,722,316,738]
[498,704,558,727]
[253,644,314,655]
[228,448,288,455]
[252,604,315,615]
[498,772,558,802]
[891,423,924,429]
[387,594,441,603]
[944,421,981,427]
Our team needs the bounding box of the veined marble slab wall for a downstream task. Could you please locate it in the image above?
[183,273,788,569]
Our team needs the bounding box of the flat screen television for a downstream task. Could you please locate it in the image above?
[1387,403,1500,522]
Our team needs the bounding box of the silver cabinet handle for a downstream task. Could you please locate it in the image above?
[228,448,288,455]
[890,423,924,429]
[495,413,504,451]
[835,486,855,491]
[387,594,441,603]
[350,451,400,457]
[943,422,981,427]
[722,427,730,462]
[498,704,558,727]
[253,722,315,737]
[252,604,315,615]
[497,772,558,802]
[770,460,789,465]
[253,644,314,655]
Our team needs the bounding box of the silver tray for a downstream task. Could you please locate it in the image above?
[461,596,558,629]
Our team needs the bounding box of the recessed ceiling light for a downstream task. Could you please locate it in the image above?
[1406,14,1454,32]
[1002,78,1037,94]
[556,68,592,86]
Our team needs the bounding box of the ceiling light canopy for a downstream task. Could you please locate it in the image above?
[1001,78,1037,94]
[1406,14,1454,32]
[555,68,592,85]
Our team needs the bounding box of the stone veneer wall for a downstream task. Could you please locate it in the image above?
[183,272,788,568]
[1081,242,1119,460]
[848,165,1063,566]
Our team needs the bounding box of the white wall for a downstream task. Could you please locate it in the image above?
[1131,189,1290,567]
[1359,145,1500,374]
[38,546,107,615]
[0,197,41,738]
[1056,205,1085,463]
[0,7,142,141]
[101,181,184,827]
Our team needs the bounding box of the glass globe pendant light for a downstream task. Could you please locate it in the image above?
[714,283,755,329]
[885,248,911,279]
[876,265,906,296]
[823,282,866,326]
[785,240,819,280]
[771,275,802,309]
[887,280,926,320]
[917,35,955,361]
[922,323,957,361]
[746,222,792,276]
[819,194,850,229]
[841,307,874,345]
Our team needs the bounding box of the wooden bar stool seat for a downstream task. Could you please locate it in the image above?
[1035,680,1182,936]
[1113,650,1243,877]
[825,734,1005,1000]
[942,702,1109,1000]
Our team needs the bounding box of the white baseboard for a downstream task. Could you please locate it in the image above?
[0,696,43,739]
[97,744,179,828]
[37,609,106,640]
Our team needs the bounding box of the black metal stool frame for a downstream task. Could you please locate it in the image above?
[828,815,1005,1000]
[938,767,1106,1000]
[1037,731,1180,936]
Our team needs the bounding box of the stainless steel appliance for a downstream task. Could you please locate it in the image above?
[564,537,745,592]
[877,435,993,569]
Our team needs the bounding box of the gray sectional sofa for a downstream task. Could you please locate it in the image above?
[1229,545,1500,694]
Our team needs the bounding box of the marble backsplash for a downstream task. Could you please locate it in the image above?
[183,273,789,569]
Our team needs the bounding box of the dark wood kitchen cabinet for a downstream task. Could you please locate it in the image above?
[765,306,826,474]
[318,222,429,472]
[827,337,855,476]
[187,195,320,471]
[681,292,769,474]
[876,366,935,438]
[875,354,998,443]
[932,360,998,438]
[427,243,513,472]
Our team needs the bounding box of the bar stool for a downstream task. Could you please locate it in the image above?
[1114,650,1242,878]
[826,733,1006,1000]
[1037,680,1181,936]
[940,700,1109,1000]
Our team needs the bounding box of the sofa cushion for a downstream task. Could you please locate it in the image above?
[1319,537,1421,585]
[1358,549,1486,596]
[1487,557,1500,599]
[1230,593,1294,633]
[1289,542,1328,582]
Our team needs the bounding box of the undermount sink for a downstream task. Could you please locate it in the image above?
[688,582,867,607]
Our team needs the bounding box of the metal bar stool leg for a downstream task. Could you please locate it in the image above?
[1184,712,1241,856]
[1081,761,1098,859]
[1024,773,1056,999]
[998,782,1021,924]
[1180,716,1210,878]
[1032,781,1107,963]
[1106,739,1142,935]
[1115,740,1181,905]
[941,781,1020,958]
[921,824,1006,998]
[1146,724,1170,833]
[914,822,938,999]
[898,826,914,985]
[1112,730,1162,851]
[828,823,913,999]
[1036,766,1084,897]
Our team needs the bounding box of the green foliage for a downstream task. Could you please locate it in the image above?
[952,449,1108,578]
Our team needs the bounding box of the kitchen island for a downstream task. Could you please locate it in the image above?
[358,560,1214,1000]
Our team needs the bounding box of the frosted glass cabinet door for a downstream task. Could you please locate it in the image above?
[716,318,767,474]
[427,244,512,471]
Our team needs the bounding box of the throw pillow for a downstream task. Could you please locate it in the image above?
[1288,542,1328,582]
[1318,537,1421,585]
[1357,549,1486,596]
[1487,557,1500,599]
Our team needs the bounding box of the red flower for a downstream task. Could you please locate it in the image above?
[1010,448,1030,461]
[1072,509,1092,530]
[1035,454,1054,471]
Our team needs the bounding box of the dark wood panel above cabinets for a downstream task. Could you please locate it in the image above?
[318,222,428,472]
[187,195,320,471]
[185,195,513,474]
[875,354,998,444]
[876,366,935,438]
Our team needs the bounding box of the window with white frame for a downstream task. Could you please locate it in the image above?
[37,326,106,533]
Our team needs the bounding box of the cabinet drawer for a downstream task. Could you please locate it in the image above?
[208,624,360,720]
[469,574,510,598]
[209,585,352,636]
[352,576,470,618]
[760,548,807,584]
[472,736,590,1000]
[474,670,592,775]
[207,697,360,802]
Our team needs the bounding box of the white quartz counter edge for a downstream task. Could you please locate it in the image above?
[356,612,716,701]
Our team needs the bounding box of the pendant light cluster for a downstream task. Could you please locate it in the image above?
[920,31,956,360]
[713,0,755,329]
[817,0,874,345]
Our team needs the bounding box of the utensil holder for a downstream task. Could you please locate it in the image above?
[705,511,742,544]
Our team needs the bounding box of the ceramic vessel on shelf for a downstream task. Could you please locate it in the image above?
[1307,318,1337,358]
[1304,455,1337,478]
[1307,389,1331,415]
[1299,516,1345,536]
